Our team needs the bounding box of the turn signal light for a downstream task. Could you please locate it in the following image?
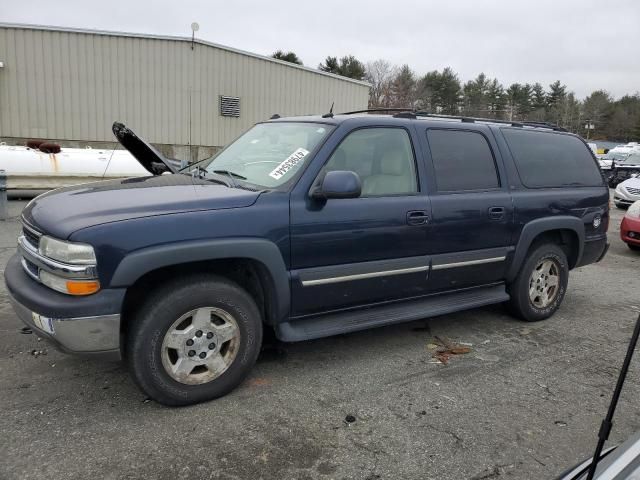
[66,280,101,296]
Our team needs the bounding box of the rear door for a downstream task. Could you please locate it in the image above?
[418,126,514,292]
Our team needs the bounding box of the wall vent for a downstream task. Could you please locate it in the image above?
[220,96,240,117]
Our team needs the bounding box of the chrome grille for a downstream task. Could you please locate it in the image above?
[21,258,40,281]
[22,226,40,249]
[626,186,640,196]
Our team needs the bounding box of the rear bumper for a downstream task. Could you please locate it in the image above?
[576,236,609,267]
[4,253,124,360]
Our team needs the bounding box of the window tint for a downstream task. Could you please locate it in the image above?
[502,128,603,188]
[323,128,417,196]
[427,129,499,191]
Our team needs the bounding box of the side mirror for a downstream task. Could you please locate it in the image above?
[312,170,361,200]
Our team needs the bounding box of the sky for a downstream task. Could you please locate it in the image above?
[2,0,639,99]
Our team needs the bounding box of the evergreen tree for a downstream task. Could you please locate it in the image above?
[391,64,417,108]
[486,79,506,119]
[546,80,567,125]
[319,55,366,80]
[271,50,303,65]
[530,83,547,121]
[582,90,613,137]
[415,67,461,114]
[462,73,489,117]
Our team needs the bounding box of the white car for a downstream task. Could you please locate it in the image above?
[614,176,640,208]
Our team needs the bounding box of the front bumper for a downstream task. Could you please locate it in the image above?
[621,216,640,246]
[4,253,124,360]
[614,187,640,206]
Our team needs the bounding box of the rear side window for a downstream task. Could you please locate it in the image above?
[426,129,500,192]
[502,128,603,188]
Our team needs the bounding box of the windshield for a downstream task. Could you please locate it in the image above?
[619,153,640,164]
[604,152,630,162]
[199,122,333,189]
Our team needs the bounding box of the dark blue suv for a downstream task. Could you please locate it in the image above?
[4,111,609,405]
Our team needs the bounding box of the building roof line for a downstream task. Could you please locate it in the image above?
[0,22,372,88]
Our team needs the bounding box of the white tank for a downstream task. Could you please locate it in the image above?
[0,143,148,193]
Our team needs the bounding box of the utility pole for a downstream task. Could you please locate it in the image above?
[585,119,595,140]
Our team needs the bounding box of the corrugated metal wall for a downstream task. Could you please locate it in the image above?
[0,25,369,147]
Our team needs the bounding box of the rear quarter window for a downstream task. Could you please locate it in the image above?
[502,128,603,188]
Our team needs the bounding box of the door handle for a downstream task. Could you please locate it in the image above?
[488,206,505,220]
[407,210,430,226]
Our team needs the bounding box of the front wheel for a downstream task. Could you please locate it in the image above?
[126,275,263,406]
[628,243,640,252]
[507,244,569,322]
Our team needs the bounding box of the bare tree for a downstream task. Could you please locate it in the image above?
[365,59,397,108]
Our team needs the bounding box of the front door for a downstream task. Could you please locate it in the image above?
[289,126,431,317]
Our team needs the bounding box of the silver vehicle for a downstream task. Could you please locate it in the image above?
[614,176,640,208]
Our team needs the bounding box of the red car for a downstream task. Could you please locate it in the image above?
[621,201,640,251]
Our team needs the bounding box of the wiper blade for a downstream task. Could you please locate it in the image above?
[585,313,640,480]
[212,170,247,180]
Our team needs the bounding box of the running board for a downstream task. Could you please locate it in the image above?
[276,284,509,342]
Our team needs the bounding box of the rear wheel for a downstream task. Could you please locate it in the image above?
[507,243,569,322]
[126,275,262,406]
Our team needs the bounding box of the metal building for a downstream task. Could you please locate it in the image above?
[0,23,369,161]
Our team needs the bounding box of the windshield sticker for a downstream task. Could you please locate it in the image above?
[269,148,310,180]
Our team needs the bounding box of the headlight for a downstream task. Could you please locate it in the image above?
[39,270,100,296]
[628,201,640,218]
[39,236,96,265]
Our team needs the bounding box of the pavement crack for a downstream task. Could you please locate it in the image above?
[423,424,464,448]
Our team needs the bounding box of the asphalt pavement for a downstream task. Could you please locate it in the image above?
[1,197,639,480]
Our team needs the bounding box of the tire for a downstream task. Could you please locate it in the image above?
[628,243,640,252]
[507,243,569,322]
[126,274,262,406]
[615,203,625,210]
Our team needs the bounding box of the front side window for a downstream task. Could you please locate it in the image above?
[426,129,500,192]
[323,128,418,196]
[203,122,333,189]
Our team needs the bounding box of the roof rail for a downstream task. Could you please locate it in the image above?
[335,108,568,132]
[413,112,567,132]
[338,108,415,115]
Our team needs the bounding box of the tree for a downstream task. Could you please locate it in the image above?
[485,78,506,119]
[462,73,490,117]
[582,90,613,137]
[505,83,533,120]
[391,64,417,108]
[271,50,303,65]
[546,80,567,125]
[365,59,397,108]
[319,55,366,80]
[530,83,547,121]
[605,94,640,141]
[415,67,461,114]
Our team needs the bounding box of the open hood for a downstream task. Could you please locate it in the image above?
[112,122,177,175]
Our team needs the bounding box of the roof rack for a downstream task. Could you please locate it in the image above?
[338,108,415,115]
[413,112,567,132]
[335,108,567,132]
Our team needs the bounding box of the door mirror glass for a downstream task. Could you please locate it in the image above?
[312,170,361,199]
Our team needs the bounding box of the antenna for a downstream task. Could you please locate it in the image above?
[322,102,335,118]
[190,22,199,50]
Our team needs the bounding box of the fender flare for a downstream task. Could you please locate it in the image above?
[110,238,290,321]
[506,216,585,282]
